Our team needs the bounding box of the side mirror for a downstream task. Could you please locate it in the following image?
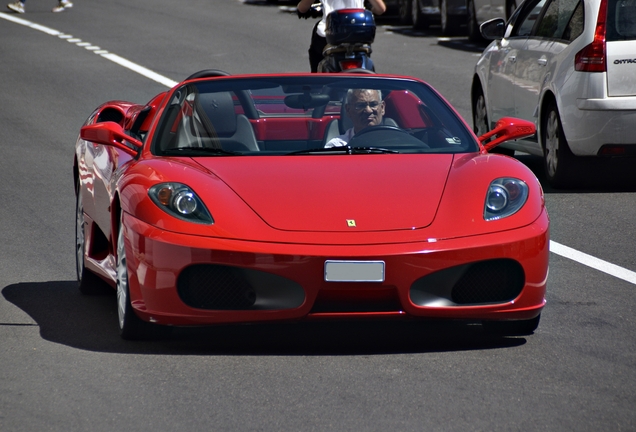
[478,117,536,151]
[80,121,143,157]
[480,18,506,40]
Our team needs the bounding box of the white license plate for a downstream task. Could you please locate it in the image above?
[324,260,385,282]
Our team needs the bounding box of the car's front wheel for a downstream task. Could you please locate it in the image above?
[116,216,170,340]
[506,0,518,19]
[472,83,489,137]
[472,82,514,156]
[440,0,461,35]
[398,0,413,25]
[542,101,578,188]
[467,0,484,42]
[411,0,428,30]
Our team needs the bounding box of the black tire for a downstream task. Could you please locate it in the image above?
[467,0,484,42]
[440,0,461,36]
[75,188,110,295]
[541,101,579,188]
[506,0,518,20]
[472,82,515,156]
[472,81,489,138]
[411,0,428,30]
[116,217,170,340]
[483,314,541,336]
[398,0,413,25]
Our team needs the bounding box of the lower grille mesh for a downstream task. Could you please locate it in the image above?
[177,264,256,310]
[451,259,524,304]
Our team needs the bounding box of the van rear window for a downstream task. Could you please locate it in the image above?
[607,0,636,41]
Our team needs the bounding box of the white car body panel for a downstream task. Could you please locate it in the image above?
[474,0,636,160]
[606,41,636,97]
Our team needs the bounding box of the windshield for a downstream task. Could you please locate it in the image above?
[151,75,478,156]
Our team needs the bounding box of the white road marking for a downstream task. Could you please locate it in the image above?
[0,12,178,88]
[100,53,178,88]
[550,241,636,285]
[2,12,635,286]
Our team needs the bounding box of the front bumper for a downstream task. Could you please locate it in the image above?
[123,210,549,326]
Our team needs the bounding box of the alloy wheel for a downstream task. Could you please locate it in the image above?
[467,0,482,42]
[116,223,128,330]
[398,0,412,25]
[507,0,517,19]
[544,109,560,178]
[75,191,85,281]
[411,0,426,30]
[473,92,488,137]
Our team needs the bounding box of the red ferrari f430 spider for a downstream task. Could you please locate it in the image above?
[74,71,548,339]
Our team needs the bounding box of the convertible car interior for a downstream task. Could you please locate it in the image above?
[145,76,477,156]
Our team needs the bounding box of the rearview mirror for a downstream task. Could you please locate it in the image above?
[80,121,142,156]
[480,18,506,40]
[478,117,536,152]
[284,93,330,110]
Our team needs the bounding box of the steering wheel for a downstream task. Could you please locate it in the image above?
[349,125,429,149]
[354,125,403,137]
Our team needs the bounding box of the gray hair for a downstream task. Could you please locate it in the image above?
[345,89,383,105]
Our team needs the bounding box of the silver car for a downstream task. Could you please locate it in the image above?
[472,0,636,187]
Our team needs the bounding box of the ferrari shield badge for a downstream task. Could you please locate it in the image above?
[347,219,356,227]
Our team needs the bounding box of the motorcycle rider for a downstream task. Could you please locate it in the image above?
[297,0,386,73]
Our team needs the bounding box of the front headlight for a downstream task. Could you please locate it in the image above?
[149,183,213,224]
[484,178,528,221]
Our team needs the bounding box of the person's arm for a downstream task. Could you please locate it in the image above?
[367,0,386,15]
[297,0,315,13]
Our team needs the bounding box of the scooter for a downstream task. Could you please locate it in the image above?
[299,3,377,73]
[319,8,376,73]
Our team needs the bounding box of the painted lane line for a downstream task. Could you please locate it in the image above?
[550,240,636,285]
[0,12,178,88]
[0,12,61,35]
[2,12,635,286]
[100,53,178,88]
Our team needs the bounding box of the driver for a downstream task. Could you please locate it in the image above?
[325,89,385,148]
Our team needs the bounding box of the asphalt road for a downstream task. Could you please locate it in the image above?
[1,1,635,430]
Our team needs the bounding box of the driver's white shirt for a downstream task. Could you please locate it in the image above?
[325,127,355,148]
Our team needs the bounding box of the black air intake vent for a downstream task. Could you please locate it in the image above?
[451,259,524,304]
[177,264,256,310]
[410,259,525,307]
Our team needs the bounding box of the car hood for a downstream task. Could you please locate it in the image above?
[194,155,454,232]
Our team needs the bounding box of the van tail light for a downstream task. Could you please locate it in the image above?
[575,0,607,72]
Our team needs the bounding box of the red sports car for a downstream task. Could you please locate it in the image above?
[74,71,548,339]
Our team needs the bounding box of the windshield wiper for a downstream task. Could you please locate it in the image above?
[161,147,241,156]
[351,146,400,154]
[288,146,399,155]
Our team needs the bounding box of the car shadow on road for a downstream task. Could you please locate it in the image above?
[3,281,526,355]
[514,153,636,194]
[383,24,489,53]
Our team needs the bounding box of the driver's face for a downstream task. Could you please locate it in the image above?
[345,90,385,133]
